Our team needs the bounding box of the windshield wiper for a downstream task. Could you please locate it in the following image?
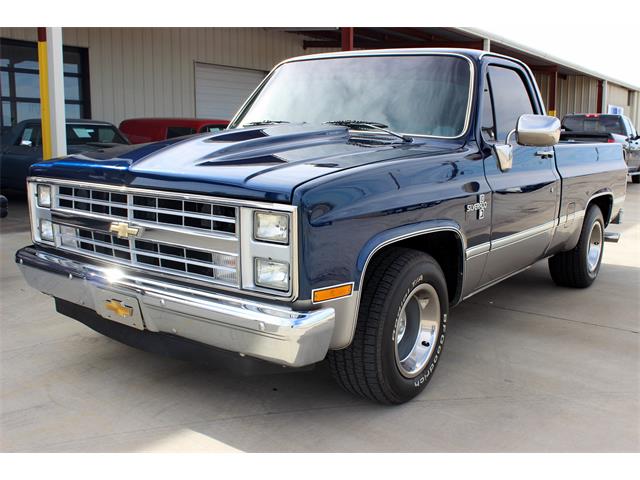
[245,120,291,126]
[324,120,413,143]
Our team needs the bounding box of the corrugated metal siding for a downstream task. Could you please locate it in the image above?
[557,75,599,120]
[0,27,331,125]
[532,72,599,121]
[534,72,550,111]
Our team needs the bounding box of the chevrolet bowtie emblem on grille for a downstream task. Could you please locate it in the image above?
[466,194,488,220]
[109,222,141,239]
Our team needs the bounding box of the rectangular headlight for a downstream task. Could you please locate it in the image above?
[39,219,54,242]
[254,258,290,291]
[254,211,289,244]
[37,184,52,208]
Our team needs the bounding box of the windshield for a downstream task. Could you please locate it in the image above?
[562,115,627,136]
[231,55,472,138]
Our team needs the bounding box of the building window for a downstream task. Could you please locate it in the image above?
[0,38,90,135]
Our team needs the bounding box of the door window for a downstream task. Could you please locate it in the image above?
[623,117,636,137]
[17,124,41,147]
[487,66,535,142]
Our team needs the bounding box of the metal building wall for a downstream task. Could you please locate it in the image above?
[533,72,551,113]
[3,28,637,128]
[0,27,332,125]
[556,75,599,120]
[607,83,639,126]
[533,72,599,121]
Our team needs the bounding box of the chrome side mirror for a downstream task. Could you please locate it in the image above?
[492,114,561,172]
[20,139,33,147]
[516,114,561,147]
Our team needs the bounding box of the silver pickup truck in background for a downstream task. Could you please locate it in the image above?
[562,113,640,183]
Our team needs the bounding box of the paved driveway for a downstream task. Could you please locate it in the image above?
[1,185,638,452]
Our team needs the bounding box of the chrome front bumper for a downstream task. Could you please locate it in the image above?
[16,246,335,367]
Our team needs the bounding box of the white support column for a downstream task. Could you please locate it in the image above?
[483,38,491,52]
[46,27,67,157]
[602,80,608,114]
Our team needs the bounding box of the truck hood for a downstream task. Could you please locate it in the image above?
[31,124,464,203]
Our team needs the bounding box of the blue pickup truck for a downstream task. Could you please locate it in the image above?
[16,49,627,404]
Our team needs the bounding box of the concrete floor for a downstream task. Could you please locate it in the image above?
[1,185,638,453]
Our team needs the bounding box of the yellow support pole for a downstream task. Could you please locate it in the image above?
[37,27,52,160]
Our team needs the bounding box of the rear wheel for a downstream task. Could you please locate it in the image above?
[632,175,640,184]
[548,206,604,288]
[328,248,449,404]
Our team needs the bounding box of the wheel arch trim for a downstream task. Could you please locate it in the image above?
[333,220,467,350]
[585,190,614,225]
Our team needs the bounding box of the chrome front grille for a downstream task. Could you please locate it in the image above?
[57,186,237,236]
[59,226,239,285]
[52,184,241,287]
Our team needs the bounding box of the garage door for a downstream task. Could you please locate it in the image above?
[195,63,266,120]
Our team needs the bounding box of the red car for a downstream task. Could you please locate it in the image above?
[119,118,229,144]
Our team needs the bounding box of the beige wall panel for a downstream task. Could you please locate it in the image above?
[607,83,639,127]
[557,75,599,120]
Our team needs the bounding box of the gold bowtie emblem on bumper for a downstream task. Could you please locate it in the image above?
[109,222,140,239]
[104,299,134,318]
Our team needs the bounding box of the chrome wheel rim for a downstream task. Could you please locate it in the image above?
[394,283,440,378]
[587,221,603,273]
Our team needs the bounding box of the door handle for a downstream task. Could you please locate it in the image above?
[535,150,554,159]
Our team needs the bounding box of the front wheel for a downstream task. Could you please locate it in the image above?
[548,206,604,288]
[328,248,449,404]
[632,175,640,184]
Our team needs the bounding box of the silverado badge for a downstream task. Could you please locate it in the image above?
[466,194,488,220]
[109,221,141,239]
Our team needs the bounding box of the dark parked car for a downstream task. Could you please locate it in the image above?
[562,113,640,182]
[17,50,627,404]
[0,194,7,218]
[118,118,229,144]
[1,119,129,193]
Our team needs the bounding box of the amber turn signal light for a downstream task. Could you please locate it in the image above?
[312,283,353,303]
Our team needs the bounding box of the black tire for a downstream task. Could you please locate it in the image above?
[328,248,449,405]
[548,206,604,288]
[632,175,640,184]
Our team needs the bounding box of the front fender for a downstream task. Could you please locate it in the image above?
[328,219,467,349]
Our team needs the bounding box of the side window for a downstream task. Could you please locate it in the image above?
[480,74,496,142]
[166,126,196,139]
[201,124,226,133]
[623,117,636,137]
[487,66,535,142]
[17,125,41,147]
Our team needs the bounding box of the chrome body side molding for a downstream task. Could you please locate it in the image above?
[490,220,556,250]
